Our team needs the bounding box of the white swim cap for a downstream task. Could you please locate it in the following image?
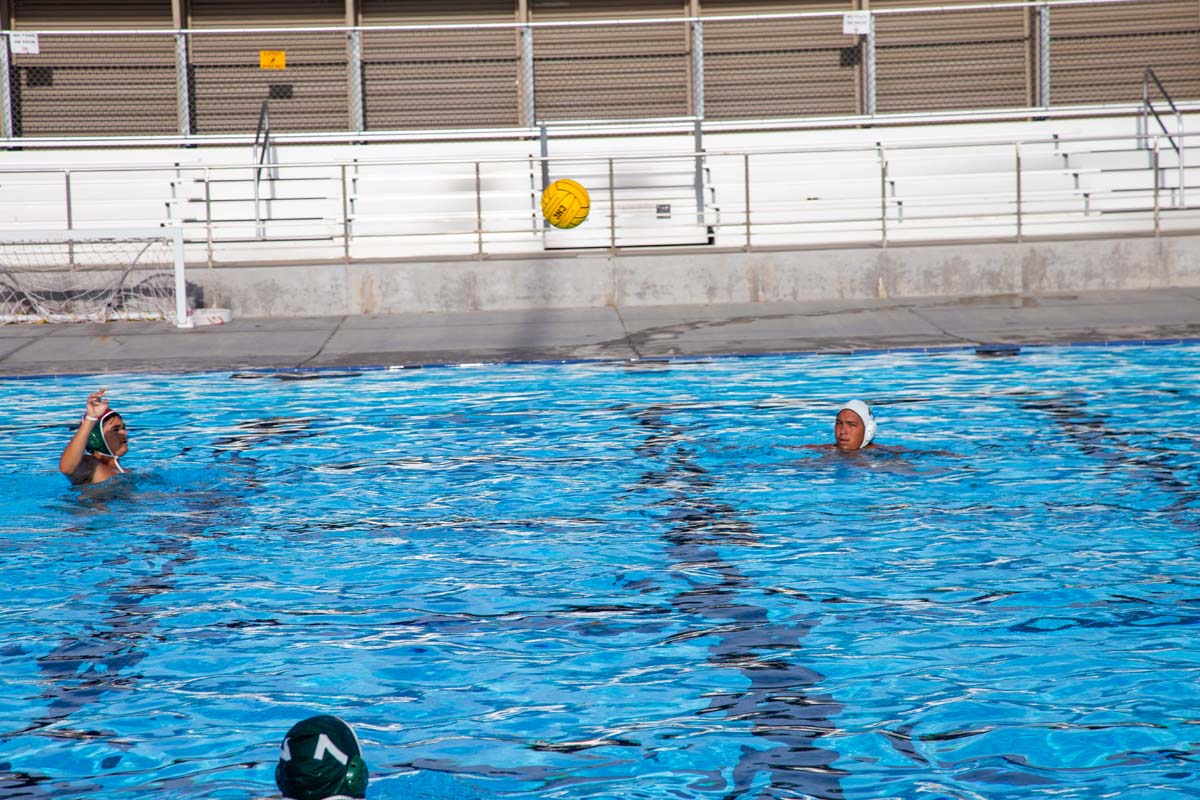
[837,400,876,448]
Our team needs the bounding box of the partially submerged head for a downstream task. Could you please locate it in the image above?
[834,400,876,450]
[86,409,128,459]
[276,715,368,800]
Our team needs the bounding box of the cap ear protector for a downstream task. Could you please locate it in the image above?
[338,755,368,798]
[838,400,876,448]
[86,410,121,457]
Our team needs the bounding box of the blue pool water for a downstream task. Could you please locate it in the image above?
[3,345,1199,799]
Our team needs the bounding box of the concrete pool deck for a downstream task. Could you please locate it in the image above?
[1,287,1199,376]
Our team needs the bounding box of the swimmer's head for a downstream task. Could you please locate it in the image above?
[834,400,876,450]
[276,715,368,800]
[86,409,127,459]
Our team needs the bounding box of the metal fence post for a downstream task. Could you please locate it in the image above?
[694,120,705,224]
[1038,4,1051,109]
[866,13,877,116]
[692,20,707,226]
[691,20,705,121]
[175,32,191,136]
[521,25,535,128]
[348,29,365,133]
[0,36,13,139]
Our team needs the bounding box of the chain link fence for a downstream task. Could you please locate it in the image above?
[1,0,1197,138]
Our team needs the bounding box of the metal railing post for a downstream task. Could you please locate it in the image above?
[64,170,76,265]
[1015,141,1023,242]
[340,163,351,261]
[879,144,887,246]
[692,21,707,226]
[1177,119,1185,208]
[348,29,365,133]
[1038,4,1051,109]
[475,161,484,258]
[1153,138,1161,234]
[1138,71,1149,149]
[64,170,74,231]
[691,20,705,122]
[521,25,535,128]
[0,35,14,139]
[865,13,877,117]
[539,123,550,195]
[743,153,751,250]
[204,167,214,267]
[608,157,617,251]
[694,120,705,224]
[175,32,191,136]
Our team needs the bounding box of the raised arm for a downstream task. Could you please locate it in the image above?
[59,388,108,476]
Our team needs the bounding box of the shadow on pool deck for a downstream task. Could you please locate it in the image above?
[2,288,1199,376]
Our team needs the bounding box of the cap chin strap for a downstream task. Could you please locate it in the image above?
[94,452,126,473]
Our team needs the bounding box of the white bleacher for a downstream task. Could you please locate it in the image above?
[0,110,1197,261]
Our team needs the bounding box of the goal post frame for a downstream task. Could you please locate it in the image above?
[0,225,191,327]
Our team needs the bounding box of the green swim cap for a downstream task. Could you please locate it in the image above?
[275,715,368,800]
[86,410,120,456]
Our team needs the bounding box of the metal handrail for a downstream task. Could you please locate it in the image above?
[1140,68,1186,205]
[1141,68,1181,156]
[252,100,272,238]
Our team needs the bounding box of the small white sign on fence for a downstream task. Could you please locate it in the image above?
[842,12,871,35]
[9,32,40,55]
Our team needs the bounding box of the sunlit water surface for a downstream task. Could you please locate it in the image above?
[2,345,1198,799]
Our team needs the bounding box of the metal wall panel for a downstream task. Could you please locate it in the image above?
[188,0,345,27]
[1048,0,1200,104]
[872,0,1031,113]
[530,0,684,22]
[702,0,858,119]
[11,0,173,29]
[360,0,520,129]
[360,0,518,24]
[531,0,689,121]
[9,1,176,136]
[188,0,349,133]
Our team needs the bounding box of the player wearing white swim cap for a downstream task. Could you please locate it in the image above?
[834,400,876,451]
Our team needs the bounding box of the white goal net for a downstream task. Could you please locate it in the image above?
[0,227,188,325]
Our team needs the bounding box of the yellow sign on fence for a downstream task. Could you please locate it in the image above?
[259,50,286,70]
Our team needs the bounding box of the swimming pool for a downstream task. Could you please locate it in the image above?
[3,344,1198,799]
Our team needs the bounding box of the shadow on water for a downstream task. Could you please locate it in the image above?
[1019,392,1200,519]
[630,405,846,800]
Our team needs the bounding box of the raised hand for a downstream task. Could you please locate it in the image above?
[85,387,110,420]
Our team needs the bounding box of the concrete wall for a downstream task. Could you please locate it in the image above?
[187,233,1200,317]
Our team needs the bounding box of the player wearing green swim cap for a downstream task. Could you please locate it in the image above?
[276,715,368,800]
[58,387,129,485]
